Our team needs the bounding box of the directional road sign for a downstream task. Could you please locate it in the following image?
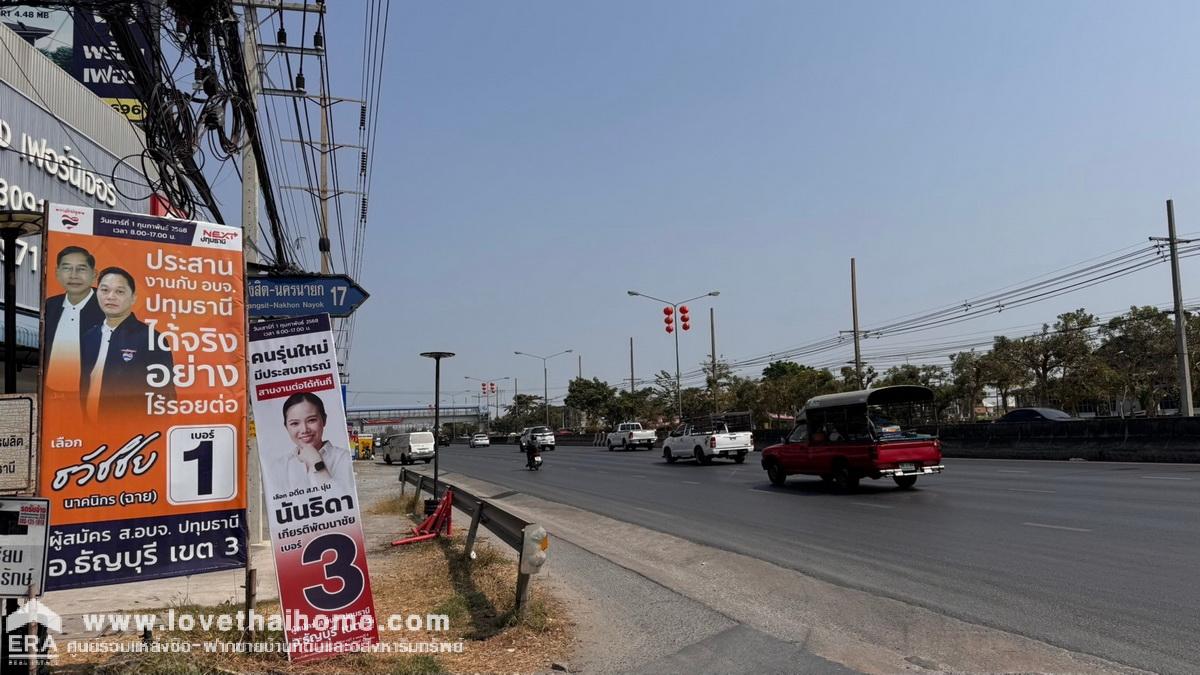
[247,274,369,318]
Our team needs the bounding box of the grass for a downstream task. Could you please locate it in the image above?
[55,493,572,674]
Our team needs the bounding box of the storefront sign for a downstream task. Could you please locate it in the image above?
[40,203,247,589]
[0,395,36,494]
[248,314,377,663]
[0,497,49,597]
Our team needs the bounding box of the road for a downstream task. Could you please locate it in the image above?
[433,442,1200,674]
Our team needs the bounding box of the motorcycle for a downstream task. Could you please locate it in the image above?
[525,446,543,471]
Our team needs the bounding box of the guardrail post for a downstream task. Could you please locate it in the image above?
[399,468,406,496]
[464,501,484,560]
[514,567,531,618]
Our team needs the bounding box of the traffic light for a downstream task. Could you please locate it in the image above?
[679,305,690,331]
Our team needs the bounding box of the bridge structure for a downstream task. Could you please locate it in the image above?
[346,405,485,435]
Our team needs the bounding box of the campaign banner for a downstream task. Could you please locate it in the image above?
[248,314,377,663]
[40,204,247,590]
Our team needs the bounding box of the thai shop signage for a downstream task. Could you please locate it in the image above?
[248,314,378,662]
[40,203,247,589]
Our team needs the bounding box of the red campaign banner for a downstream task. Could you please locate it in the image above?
[248,314,378,663]
[40,204,247,590]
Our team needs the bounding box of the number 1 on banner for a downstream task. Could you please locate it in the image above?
[167,425,238,504]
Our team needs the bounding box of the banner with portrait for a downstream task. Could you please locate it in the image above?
[248,314,377,662]
[40,203,247,589]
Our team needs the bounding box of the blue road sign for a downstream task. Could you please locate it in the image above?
[247,274,369,318]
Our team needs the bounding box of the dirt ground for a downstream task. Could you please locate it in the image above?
[50,487,574,674]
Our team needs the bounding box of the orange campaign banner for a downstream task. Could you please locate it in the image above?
[39,203,247,590]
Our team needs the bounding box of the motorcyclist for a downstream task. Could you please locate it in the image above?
[525,440,540,469]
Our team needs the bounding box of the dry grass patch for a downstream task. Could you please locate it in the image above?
[54,495,572,674]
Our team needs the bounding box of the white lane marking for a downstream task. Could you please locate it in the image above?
[1022,522,1092,532]
[682,481,701,485]
[1141,475,1192,481]
[1004,488,1056,494]
[631,475,646,479]
[997,469,1030,474]
[850,502,893,509]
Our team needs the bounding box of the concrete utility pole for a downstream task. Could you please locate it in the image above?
[710,307,718,417]
[241,6,263,546]
[1158,200,1194,416]
[578,354,582,380]
[851,258,863,390]
[629,337,635,394]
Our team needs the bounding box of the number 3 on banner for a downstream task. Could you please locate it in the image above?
[302,533,366,611]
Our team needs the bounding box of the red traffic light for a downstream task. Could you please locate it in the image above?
[663,306,674,316]
[665,325,674,334]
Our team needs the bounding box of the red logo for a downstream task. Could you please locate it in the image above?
[61,214,79,230]
[203,229,238,241]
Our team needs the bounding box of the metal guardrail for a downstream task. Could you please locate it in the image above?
[397,468,547,614]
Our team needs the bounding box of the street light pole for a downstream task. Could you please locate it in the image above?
[420,352,455,498]
[514,349,573,427]
[627,290,720,422]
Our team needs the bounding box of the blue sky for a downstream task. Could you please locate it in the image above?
[312,1,1200,407]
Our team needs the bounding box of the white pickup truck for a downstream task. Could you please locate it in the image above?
[607,422,658,451]
[662,423,753,465]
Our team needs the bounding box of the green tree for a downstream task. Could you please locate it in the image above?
[1099,306,1175,415]
[979,336,1028,413]
[762,360,804,381]
[564,377,617,426]
[950,350,987,421]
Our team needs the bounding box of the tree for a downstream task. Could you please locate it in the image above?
[564,377,618,426]
[979,336,1028,413]
[950,350,987,421]
[1099,306,1175,416]
[839,365,877,389]
[760,364,839,423]
[762,360,804,381]
[876,364,946,388]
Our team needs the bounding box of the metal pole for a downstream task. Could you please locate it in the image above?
[851,257,863,389]
[433,357,441,496]
[578,354,582,380]
[2,229,18,393]
[673,302,682,421]
[241,5,264,547]
[1168,200,1194,416]
[543,363,549,427]
[710,306,718,417]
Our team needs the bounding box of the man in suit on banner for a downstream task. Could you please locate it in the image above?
[44,246,105,394]
[80,267,174,420]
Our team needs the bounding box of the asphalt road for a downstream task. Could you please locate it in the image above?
[433,442,1200,674]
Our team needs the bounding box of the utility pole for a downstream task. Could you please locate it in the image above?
[578,354,582,380]
[710,307,718,417]
[851,257,863,389]
[1153,200,1194,416]
[629,337,635,394]
[241,6,263,546]
[317,76,331,273]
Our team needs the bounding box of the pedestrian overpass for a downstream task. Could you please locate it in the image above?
[346,405,484,435]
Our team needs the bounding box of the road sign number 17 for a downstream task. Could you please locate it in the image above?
[331,286,347,305]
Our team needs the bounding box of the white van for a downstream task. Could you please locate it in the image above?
[381,431,436,465]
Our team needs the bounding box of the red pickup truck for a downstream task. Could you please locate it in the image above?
[761,385,944,491]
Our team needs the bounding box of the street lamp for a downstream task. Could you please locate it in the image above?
[464,375,511,431]
[514,349,573,427]
[419,351,454,498]
[627,289,720,422]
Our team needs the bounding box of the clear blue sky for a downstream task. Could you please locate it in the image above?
[320,1,1200,407]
